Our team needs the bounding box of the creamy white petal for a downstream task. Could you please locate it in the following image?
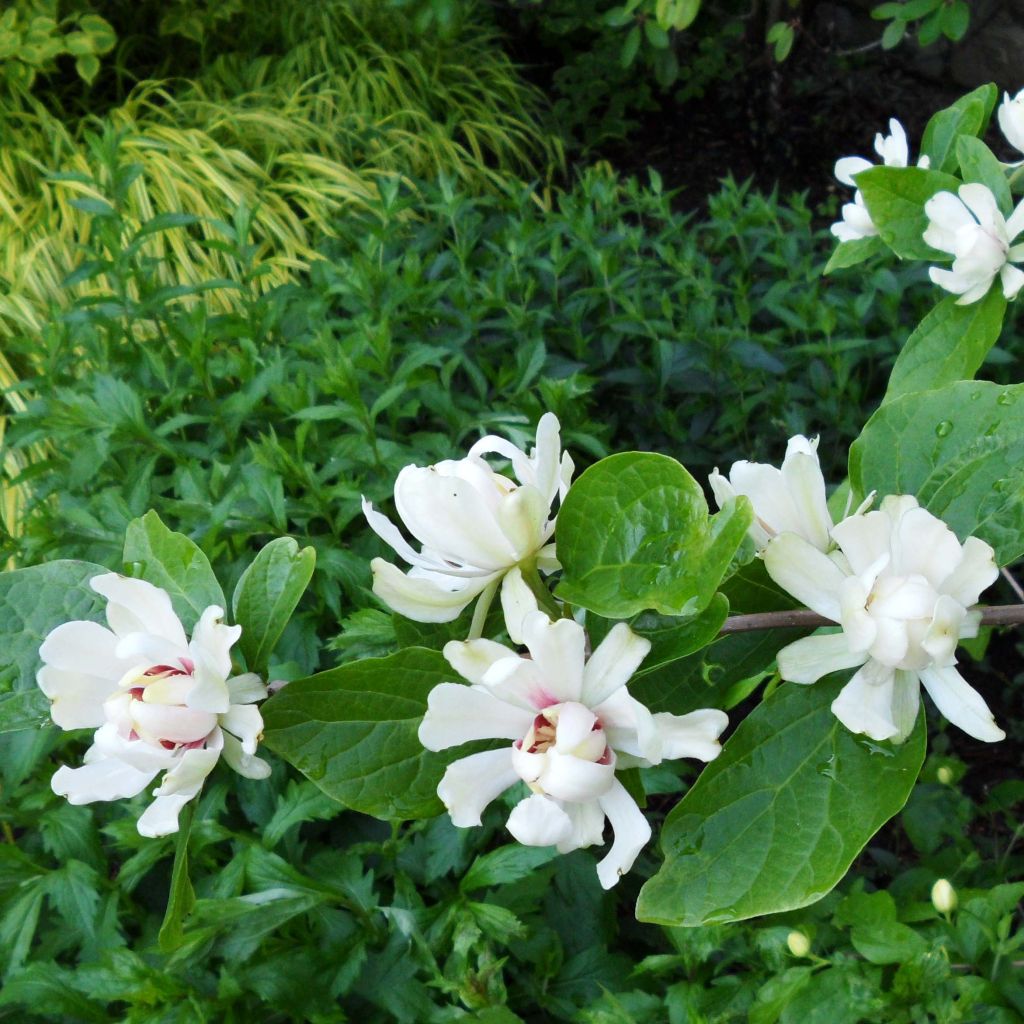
[538,748,616,802]
[361,496,454,573]
[506,792,573,848]
[596,780,652,889]
[889,669,921,743]
[763,533,846,620]
[891,508,964,585]
[831,512,893,576]
[499,566,540,645]
[114,631,189,670]
[530,412,564,503]
[830,660,898,741]
[834,156,873,187]
[186,605,238,712]
[1006,198,1024,242]
[90,722,179,772]
[37,665,119,730]
[136,739,223,838]
[370,558,495,623]
[594,687,661,762]
[921,594,967,666]
[582,623,651,707]
[838,576,876,655]
[780,443,831,551]
[418,683,533,751]
[939,536,997,607]
[999,90,1024,153]
[51,757,157,805]
[39,620,133,678]
[129,701,218,745]
[483,656,560,711]
[557,798,606,853]
[444,637,517,685]
[868,615,910,666]
[776,631,867,684]
[919,665,1005,742]
[650,708,728,762]
[1001,262,1024,299]
[221,729,272,780]
[90,573,188,648]
[552,702,601,753]
[226,672,267,705]
[438,748,518,827]
[220,703,264,755]
[521,613,585,703]
[497,484,548,561]
[924,191,976,254]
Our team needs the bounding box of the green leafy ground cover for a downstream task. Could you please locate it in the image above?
[0,3,1021,1021]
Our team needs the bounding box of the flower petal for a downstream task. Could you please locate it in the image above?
[557,799,606,853]
[418,683,533,751]
[940,536,998,607]
[438,748,518,826]
[539,749,615,802]
[776,631,866,684]
[499,566,540,645]
[918,665,1005,742]
[39,620,132,678]
[221,729,272,780]
[506,792,573,848]
[497,484,549,561]
[37,665,119,730]
[51,756,157,805]
[90,573,188,648]
[220,702,264,755]
[830,660,898,741]
[595,779,652,889]
[582,623,651,707]
[763,533,846,620]
[780,438,832,551]
[370,559,494,623]
[890,669,921,743]
[834,156,873,187]
[226,672,268,705]
[136,738,222,837]
[444,637,517,685]
[521,613,585,702]
[651,708,728,762]
[186,606,238,713]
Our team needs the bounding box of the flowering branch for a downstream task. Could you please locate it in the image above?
[719,603,1024,634]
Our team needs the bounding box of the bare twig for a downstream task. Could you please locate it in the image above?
[719,604,1024,635]
[1001,566,1024,603]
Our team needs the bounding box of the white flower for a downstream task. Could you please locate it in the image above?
[831,118,930,242]
[924,184,1024,304]
[998,88,1024,154]
[419,611,727,888]
[709,435,834,552]
[765,496,1002,744]
[362,413,573,624]
[38,574,270,837]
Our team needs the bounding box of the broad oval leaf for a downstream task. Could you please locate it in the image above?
[232,537,316,675]
[556,452,752,618]
[636,675,925,926]
[921,84,997,174]
[123,510,224,630]
[261,647,455,820]
[849,380,1024,565]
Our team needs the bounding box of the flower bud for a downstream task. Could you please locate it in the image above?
[931,878,957,914]
[937,765,954,785]
[787,931,811,958]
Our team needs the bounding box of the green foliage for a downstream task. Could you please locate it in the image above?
[556,452,752,617]
[638,675,927,926]
[871,0,974,51]
[920,84,998,174]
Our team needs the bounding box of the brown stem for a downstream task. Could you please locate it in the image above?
[719,604,1024,635]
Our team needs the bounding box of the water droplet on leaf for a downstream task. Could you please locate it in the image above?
[935,420,953,438]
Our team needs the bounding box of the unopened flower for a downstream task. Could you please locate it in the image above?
[998,88,1024,154]
[362,414,573,624]
[766,496,1002,744]
[38,574,270,836]
[931,878,957,914]
[787,931,812,957]
[709,435,834,552]
[832,118,930,242]
[419,611,727,888]
[924,184,1024,304]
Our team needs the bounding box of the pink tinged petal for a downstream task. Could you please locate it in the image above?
[226,672,267,705]
[776,631,867,684]
[220,703,264,755]
[221,730,271,780]
[443,637,517,685]
[763,533,846,621]
[506,792,573,848]
[832,510,894,576]
[890,669,921,743]
[921,595,965,666]
[924,192,975,254]
[393,464,517,570]
[780,439,832,550]
[137,742,221,838]
[91,722,178,772]
[483,657,558,711]
[130,702,218,745]
[39,620,131,678]
[834,156,873,187]
[582,623,651,707]
[496,483,549,560]
[499,567,539,645]
[552,703,605,760]
[51,757,157,805]
[830,660,898,741]
[522,613,586,702]
[557,799,606,853]
[538,749,615,802]
[511,743,546,785]
[370,558,495,623]
[940,536,998,607]
[595,779,652,889]
[919,665,1005,742]
[650,708,729,762]
[90,573,188,648]
[1001,262,1024,300]
[418,683,533,751]
[37,666,118,730]
[114,631,189,670]
[438,748,518,827]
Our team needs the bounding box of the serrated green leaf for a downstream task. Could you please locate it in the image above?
[461,845,560,892]
[232,537,315,675]
[123,510,224,630]
[556,453,753,618]
[883,290,1006,404]
[850,381,1024,564]
[857,166,961,259]
[637,675,925,926]
[262,647,457,820]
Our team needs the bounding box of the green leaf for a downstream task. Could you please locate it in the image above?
[232,537,315,675]
[857,166,961,260]
[460,845,560,892]
[850,920,928,964]
[882,289,1007,404]
[921,84,997,173]
[620,25,641,67]
[556,453,753,618]
[158,806,195,953]
[632,593,730,676]
[0,690,51,734]
[636,675,925,926]
[123,510,224,631]
[824,235,886,275]
[880,19,905,49]
[956,135,1012,213]
[849,381,1024,564]
[262,647,456,820]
